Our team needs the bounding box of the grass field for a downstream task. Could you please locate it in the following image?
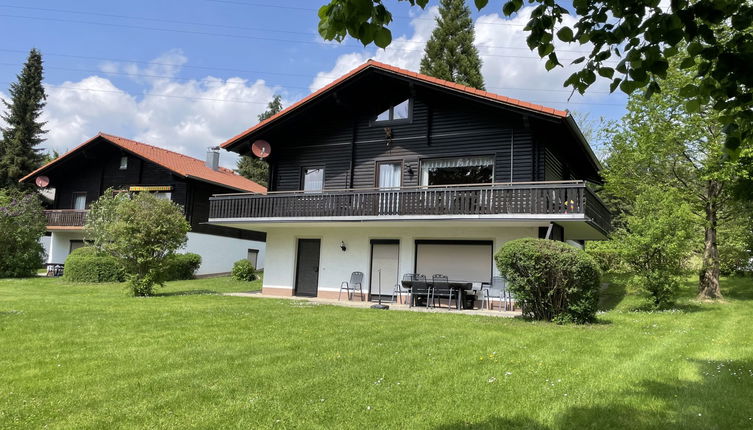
[1,275,752,429]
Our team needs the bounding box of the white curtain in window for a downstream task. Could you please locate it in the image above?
[303,168,324,191]
[378,163,401,188]
[420,156,494,185]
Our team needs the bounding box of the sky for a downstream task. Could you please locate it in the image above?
[0,0,628,168]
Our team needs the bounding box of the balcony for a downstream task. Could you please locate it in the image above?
[209,181,612,238]
[44,210,87,229]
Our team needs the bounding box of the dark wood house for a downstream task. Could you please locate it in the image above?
[21,133,266,274]
[209,60,611,298]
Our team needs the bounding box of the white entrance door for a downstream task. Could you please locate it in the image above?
[370,241,399,298]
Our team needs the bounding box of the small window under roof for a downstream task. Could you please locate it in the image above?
[374,99,411,123]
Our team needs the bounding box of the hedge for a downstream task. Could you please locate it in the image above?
[495,238,601,324]
[162,253,202,281]
[64,247,126,283]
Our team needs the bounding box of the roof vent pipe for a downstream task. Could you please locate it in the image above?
[206,147,220,171]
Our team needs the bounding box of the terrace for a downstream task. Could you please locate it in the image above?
[208,180,611,238]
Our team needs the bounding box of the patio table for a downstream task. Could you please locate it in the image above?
[401,280,474,309]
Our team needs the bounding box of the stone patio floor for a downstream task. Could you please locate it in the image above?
[223,291,521,318]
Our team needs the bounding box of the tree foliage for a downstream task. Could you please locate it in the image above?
[236,95,283,188]
[317,0,753,152]
[0,48,47,189]
[0,190,46,278]
[85,190,190,296]
[419,0,485,89]
[607,187,696,308]
[598,59,753,298]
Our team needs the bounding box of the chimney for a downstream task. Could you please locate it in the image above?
[206,147,220,171]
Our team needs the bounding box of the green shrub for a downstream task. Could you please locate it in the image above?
[162,253,202,281]
[231,259,256,281]
[0,190,46,278]
[85,190,190,296]
[495,238,601,324]
[64,246,126,283]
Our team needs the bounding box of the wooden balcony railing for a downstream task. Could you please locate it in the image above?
[209,181,612,234]
[44,210,87,227]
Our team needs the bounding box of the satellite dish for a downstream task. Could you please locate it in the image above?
[35,176,50,188]
[251,140,271,159]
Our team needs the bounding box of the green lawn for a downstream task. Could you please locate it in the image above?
[1,276,752,429]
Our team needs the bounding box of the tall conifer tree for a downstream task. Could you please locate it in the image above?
[420,0,485,90]
[0,49,47,188]
[236,95,282,188]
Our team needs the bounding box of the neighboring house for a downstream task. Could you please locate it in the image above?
[20,133,267,275]
[209,60,611,298]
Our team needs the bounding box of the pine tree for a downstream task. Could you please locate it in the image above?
[236,95,283,188]
[420,0,485,90]
[0,49,47,188]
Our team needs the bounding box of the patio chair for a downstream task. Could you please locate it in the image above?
[391,282,409,305]
[409,274,431,308]
[338,271,365,301]
[471,283,487,309]
[481,276,507,311]
[431,274,457,309]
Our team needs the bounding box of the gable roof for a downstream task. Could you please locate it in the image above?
[20,133,266,194]
[221,60,570,151]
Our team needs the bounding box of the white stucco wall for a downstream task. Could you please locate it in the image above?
[183,231,265,275]
[262,224,538,295]
[40,235,51,262]
[47,230,265,276]
[47,231,84,264]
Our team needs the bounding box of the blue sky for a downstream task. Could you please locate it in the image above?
[0,0,627,166]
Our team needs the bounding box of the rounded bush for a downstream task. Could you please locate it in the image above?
[162,253,202,281]
[231,259,256,281]
[64,246,126,283]
[495,238,601,324]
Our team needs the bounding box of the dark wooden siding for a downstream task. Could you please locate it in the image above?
[267,88,539,191]
[44,137,265,241]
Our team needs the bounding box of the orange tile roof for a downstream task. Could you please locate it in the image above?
[221,60,569,150]
[20,133,266,194]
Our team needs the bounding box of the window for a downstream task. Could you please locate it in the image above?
[420,156,494,186]
[415,240,493,283]
[378,162,402,189]
[72,192,87,210]
[119,156,128,170]
[247,249,259,268]
[302,168,324,192]
[374,99,411,123]
[154,192,172,200]
[69,240,85,254]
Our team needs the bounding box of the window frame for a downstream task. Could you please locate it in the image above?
[371,98,413,126]
[119,156,128,170]
[300,166,325,192]
[71,192,87,210]
[418,155,496,187]
[374,160,404,189]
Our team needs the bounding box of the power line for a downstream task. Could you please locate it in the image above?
[0,3,588,53]
[0,61,614,95]
[0,11,601,58]
[202,0,530,27]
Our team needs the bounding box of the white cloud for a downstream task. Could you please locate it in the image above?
[309,6,439,92]
[39,51,281,168]
[474,7,613,107]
